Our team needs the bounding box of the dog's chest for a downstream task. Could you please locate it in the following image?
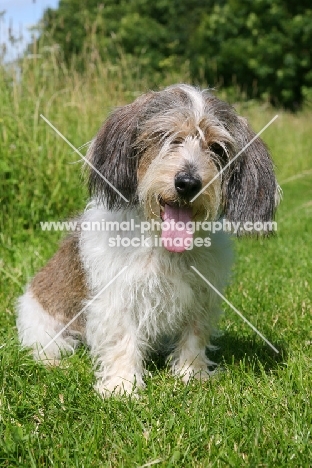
[123,249,204,336]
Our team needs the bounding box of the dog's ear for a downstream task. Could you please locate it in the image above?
[87,93,152,209]
[222,117,280,234]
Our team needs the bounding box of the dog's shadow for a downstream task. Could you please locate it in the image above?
[147,331,286,376]
[211,331,286,373]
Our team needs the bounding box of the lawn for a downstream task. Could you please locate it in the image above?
[0,52,311,467]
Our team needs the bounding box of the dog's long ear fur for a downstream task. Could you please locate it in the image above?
[222,117,279,234]
[87,93,153,209]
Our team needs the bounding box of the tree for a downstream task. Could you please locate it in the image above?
[31,0,312,109]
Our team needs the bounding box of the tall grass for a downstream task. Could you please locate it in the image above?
[0,48,311,467]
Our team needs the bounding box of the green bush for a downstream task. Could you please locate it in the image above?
[189,0,312,109]
[32,0,312,109]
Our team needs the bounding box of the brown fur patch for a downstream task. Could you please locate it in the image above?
[31,234,88,334]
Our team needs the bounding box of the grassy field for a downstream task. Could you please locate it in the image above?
[0,51,311,467]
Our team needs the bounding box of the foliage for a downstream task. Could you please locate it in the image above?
[30,0,312,109]
[189,0,312,109]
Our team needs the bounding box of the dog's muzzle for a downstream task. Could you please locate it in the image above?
[174,173,202,200]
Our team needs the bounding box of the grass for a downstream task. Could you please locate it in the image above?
[0,50,311,467]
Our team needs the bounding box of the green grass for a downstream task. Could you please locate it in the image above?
[0,52,311,467]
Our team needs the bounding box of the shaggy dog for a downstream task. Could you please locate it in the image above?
[17,84,279,396]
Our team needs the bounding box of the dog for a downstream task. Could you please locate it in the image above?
[17,84,279,397]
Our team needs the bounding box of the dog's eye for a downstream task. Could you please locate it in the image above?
[210,143,228,166]
[210,143,224,156]
[172,137,183,145]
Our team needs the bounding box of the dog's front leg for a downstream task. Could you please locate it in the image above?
[169,324,217,384]
[86,300,145,397]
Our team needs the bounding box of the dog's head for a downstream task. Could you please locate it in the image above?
[87,84,279,240]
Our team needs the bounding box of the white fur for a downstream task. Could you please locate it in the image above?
[16,289,80,363]
[177,84,206,120]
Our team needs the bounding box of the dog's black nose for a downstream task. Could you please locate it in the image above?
[174,173,202,199]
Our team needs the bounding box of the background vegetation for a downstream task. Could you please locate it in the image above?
[0,2,311,466]
[33,0,312,110]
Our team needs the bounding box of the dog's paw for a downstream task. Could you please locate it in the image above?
[94,375,145,398]
[172,359,218,384]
